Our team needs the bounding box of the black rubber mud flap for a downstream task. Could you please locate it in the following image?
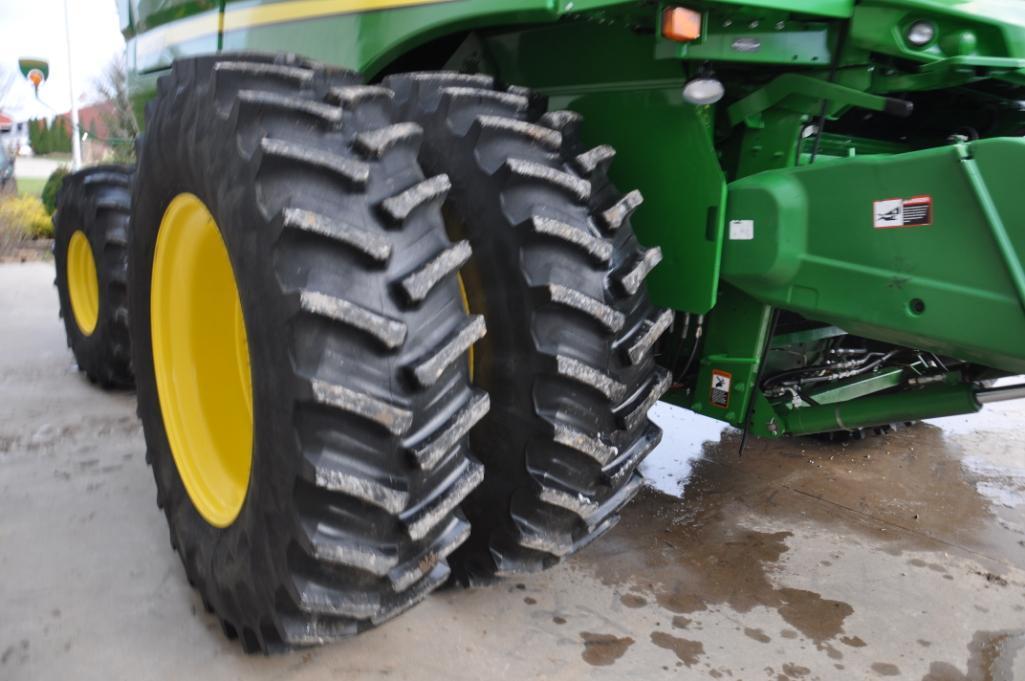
[129,54,486,652]
[387,72,673,582]
[53,165,134,388]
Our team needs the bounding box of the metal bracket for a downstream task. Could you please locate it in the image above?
[727,73,911,127]
[872,56,1025,93]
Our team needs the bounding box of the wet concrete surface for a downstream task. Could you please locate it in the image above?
[2,261,1024,680]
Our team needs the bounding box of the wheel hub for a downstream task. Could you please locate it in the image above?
[67,230,99,336]
[151,193,253,527]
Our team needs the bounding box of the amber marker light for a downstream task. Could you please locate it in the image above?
[662,6,702,43]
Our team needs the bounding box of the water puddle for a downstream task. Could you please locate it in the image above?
[640,401,728,497]
[649,631,703,666]
[576,393,1025,657]
[581,467,860,646]
[579,632,634,666]
[961,457,1025,509]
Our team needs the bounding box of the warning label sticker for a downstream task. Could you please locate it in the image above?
[873,195,933,229]
[710,370,732,409]
[729,219,754,240]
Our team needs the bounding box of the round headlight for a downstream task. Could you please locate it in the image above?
[682,77,725,106]
[906,20,936,47]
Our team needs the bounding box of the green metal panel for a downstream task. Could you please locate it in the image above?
[131,2,221,71]
[684,284,772,425]
[556,92,725,314]
[850,0,1025,68]
[481,17,680,89]
[677,23,833,65]
[769,324,846,348]
[125,0,858,69]
[132,0,219,30]
[132,0,654,76]
[723,137,1025,375]
[218,0,553,74]
[480,21,726,313]
[797,133,910,164]
[135,32,222,72]
[699,0,853,19]
[657,11,838,67]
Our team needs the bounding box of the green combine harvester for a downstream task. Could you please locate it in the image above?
[50,0,1025,652]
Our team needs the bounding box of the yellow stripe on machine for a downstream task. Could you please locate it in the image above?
[223,0,453,31]
[136,0,450,59]
[135,12,223,60]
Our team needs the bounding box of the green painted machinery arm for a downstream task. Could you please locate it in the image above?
[727,73,912,127]
[722,137,1025,376]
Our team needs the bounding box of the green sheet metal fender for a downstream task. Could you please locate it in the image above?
[128,0,632,73]
[126,0,864,74]
[122,0,1025,81]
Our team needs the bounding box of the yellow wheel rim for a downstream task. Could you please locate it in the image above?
[151,193,253,528]
[67,231,100,336]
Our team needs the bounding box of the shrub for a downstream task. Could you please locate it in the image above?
[41,166,70,215]
[0,194,53,239]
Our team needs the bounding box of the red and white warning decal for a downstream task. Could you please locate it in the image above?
[710,369,732,409]
[873,195,932,229]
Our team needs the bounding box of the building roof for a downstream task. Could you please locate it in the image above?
[56,101,117,143]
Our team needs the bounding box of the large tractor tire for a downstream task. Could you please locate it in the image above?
[53,166,134,388]
[128,54,486,652]
[387,73,673,581]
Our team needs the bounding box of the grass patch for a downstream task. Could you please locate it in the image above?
[16,177,47,198]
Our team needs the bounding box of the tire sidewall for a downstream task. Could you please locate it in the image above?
[128,67,296,622]
[54,175,117,383]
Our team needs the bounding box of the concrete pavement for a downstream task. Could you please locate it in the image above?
[13,156,66,180]
[1,261,1023,680]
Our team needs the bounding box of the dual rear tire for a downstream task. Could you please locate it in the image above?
[387,73,672,581]
[55,56,669,652]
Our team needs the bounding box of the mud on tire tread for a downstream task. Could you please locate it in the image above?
[53,165,134,388]
[387,72,672,581]
[129,54,485,652]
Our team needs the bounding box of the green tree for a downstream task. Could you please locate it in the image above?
[28,118,48,155]
[50,118,71,154]
[40,120,53,154]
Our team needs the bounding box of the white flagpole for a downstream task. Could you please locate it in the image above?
[63,0,82,170]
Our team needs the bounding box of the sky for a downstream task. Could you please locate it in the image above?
[0,0,125,120]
